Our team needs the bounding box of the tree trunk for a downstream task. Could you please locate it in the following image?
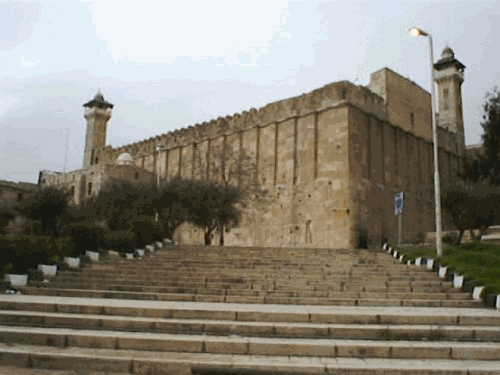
[219,225,225,246]
[204,231,212,245]
[456,229,465,246]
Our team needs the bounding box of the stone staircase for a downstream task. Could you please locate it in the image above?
[0,245,499,374]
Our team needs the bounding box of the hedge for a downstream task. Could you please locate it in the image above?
[60,222,107,256]
[128,217,164,248]
[0,235,73,274]
[102,230,136,253]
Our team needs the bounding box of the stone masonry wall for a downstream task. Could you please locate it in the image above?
[100,81,386,248]
[349,105,463,247]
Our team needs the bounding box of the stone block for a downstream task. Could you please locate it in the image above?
[438,266,447,278]
[0,329,65,347]
[204,337,248,354]
[380,315,456,325]
[56,304,103,315]
[135,249,145,257]
[426,258,434,270]
[134,360,192,375]
[0,312,44,325]
[274,324,328,338]
[37,264,57,278]
[453,274,464,288]
[248,338,336,356]
[0,351,30,367]
[451,344,500,360]
[4,274,28,287]
[390,343,451,359]
[336,342,390,358]
[311,314,377,324]
[460,316,500,326]
[117,336,203,352]
[237,311,308,323]
[171,309,236,321]
[85,251,100,262]
[63,257,80,269]
[125,253,134,259]
[103,305,143,317]
[68,334,116,349]
[44,315,101,329]
[155,320,205,334]
[29,353,132,372]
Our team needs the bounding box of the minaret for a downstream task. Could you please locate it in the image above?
[83,91,113,168]
[434,47,466,145]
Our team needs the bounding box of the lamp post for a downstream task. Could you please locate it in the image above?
[409,27,443,257]
[155,145,165,222]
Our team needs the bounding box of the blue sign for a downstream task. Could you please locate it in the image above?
[395,192,404,215]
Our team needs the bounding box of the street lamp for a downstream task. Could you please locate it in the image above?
[409,26,443,257]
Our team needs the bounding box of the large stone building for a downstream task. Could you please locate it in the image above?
[40,47,466,249]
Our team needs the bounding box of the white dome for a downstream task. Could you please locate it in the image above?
[116,152,134,165]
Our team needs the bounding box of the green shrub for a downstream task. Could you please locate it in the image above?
[128,217,163,248]
[60,222,107,256]
[0,236,58,274]
[102,230,136,253]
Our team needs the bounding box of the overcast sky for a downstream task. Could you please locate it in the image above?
[1,0,499,183]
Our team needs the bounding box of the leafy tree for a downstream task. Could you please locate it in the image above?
[442,180,500,244]
[479,87,500,185]
[186,180,242,245]
[155,177,192,238]
[193,139,273,245]
[128,216,164,248]
[0,204,16,236]
[15,187,71,236]
[92,182,157,230]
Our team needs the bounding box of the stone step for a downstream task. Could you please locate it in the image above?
[2,343,500,374]
[29,280,464,299]
[1,325,499,360]
[55,270,446,283]
[1,310,498,342]
[48,275,455,290]
[27,283,471,300]
[85,269,440,280]
[16,288,484,308]
[1,296,496,325]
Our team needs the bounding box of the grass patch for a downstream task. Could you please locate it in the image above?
[394,242,500,298]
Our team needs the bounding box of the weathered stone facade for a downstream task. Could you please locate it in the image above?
[40,47,466,249]
[0,180,37,206]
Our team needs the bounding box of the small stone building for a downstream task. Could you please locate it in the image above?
[0,180,37,206]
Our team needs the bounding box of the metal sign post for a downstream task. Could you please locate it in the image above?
[395,192,404,245]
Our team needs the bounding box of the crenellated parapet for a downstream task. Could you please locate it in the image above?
[108,81,387,163]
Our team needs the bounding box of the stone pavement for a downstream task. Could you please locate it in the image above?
[0,245,498,374]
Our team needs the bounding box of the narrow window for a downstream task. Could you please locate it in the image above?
[134,172,139,180]
[17,193,23,201]
[410,112,415,130]
[90,150,95,165]
[443,88,450,110]
[87,182,93,195]
[95,157,99,165]
[69,186,75,197]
